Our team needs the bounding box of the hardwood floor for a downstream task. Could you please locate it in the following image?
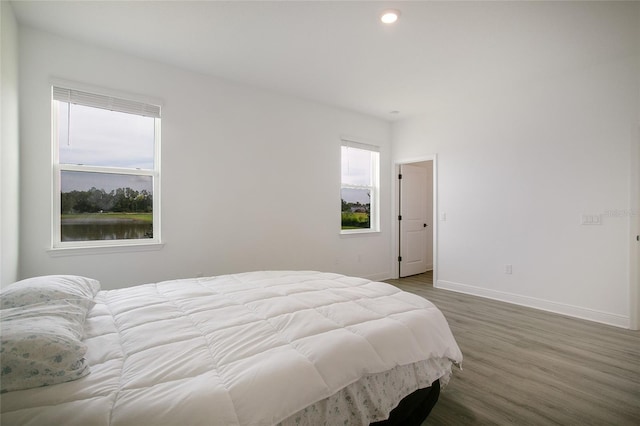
[384,272,640,425]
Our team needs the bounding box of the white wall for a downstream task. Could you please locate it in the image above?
[392,3,640,328]
[1,1,20,287]
[18,27,393,289]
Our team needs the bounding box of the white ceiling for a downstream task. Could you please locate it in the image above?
[10,1,634,120]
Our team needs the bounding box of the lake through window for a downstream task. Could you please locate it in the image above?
[52,86,161,247]
[341,141,379,233]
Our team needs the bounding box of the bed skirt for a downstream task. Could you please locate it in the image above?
[278,357,452,426]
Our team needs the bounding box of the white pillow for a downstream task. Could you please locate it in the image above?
[0,275,100,310]
[0,300,91,393]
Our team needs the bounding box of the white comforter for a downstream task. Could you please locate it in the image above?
[1,271,462,426]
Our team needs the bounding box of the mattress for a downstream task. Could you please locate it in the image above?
[0,271,462,425]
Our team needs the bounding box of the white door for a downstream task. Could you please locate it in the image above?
[399,163,432,277]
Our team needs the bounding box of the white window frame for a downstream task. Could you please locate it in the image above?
[340,139,380,234]
[51,84,162,251]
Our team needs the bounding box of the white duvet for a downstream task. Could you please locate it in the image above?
[1,271,462,426]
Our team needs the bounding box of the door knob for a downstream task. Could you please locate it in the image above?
[423,223,428,227]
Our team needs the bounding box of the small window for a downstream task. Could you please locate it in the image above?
[52,86,161,248]
[341,140,379,233]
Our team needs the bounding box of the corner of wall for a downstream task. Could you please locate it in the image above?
[1,0,21,286]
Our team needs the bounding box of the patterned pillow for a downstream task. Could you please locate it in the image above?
[0,300,91,393]
[0,275,100,310]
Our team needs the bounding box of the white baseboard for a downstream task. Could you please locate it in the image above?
[436,280,630,329]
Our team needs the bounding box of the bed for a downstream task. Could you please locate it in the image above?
[0,271,462,425]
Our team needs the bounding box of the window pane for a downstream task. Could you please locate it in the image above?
[341,188,370,229]
[60,171,153,242]
[341,146,372,186]
[57,102,155,169]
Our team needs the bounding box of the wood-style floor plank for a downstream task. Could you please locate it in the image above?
[384,272,640,425]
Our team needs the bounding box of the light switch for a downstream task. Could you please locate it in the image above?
[581,214,601,225]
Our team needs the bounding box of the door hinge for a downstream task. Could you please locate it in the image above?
[398,215,402,221]
[398,173,402,180]
[398,256,402,262]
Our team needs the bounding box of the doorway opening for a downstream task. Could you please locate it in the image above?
[395,156,437,280]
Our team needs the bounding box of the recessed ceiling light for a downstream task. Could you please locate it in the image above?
[380,9,400,24]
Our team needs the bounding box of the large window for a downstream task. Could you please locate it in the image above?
[341,140,379,233]
[52,86,161,248]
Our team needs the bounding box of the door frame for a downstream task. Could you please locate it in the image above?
[630,123,639,330]
[393,154,438,281]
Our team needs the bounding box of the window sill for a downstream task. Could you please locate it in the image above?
[340,229,381,237]
[47,242,165,257]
